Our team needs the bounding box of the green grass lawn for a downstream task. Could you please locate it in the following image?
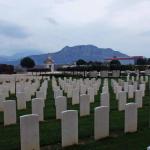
[0,78,150,150]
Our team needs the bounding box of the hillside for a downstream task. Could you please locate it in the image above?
[0,45,129,65]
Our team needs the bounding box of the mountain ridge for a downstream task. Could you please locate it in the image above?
[0,45,129,65]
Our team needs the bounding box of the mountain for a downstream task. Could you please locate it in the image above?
[30,45,129,65]
[11,49,42,59]
[0,49,42,65]
[0,45,129,65]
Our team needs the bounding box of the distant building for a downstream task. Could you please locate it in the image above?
[104,56,144,64]
[44,56,55,72]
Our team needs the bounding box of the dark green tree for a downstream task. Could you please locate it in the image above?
[110,60,121,66]
[76,59,87,66]
[109,60,121,70]
[0,64,14,74]
[136,58,147,65]
[20,57,35,68]
[147,58,150,65]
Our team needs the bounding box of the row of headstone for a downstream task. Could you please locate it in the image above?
[111,79,145,110]
[127,75,148,83]
[2,97,45,126]
[53,78,111,120]
[52,77,101,106]
[20,102,138,149]
[0,76,42,107]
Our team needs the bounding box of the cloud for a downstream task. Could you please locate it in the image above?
[0,0,150,57]
[51,0,112,26]
[0,20,30,38]
[109,0,150,31]
[46,17,59,25]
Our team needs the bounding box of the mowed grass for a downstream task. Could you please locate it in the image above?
[0,77,150,150]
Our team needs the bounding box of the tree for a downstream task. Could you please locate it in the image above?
[109,60,121,70]
[0,64,14,74]
[136,58,147,65]
[110,60,121,66]
[20,57,35,68]
[147,58,150,65]
[76,59,87,66]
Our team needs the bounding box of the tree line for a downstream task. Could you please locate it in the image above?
[1,56,150,74]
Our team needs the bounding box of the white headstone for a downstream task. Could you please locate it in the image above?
[94,106,109,140]
[118,91,127,111]
[145,76,148,82]
[100,93,109,107]
[140,76,144,82]
[88,87,95,103]
[24,87,32,101]
[54,89,63,99]
[80,94,90,116]
[80,84,87,95]
[125,103,137,133]
[101,71,108,77]
[3,100,16,125]
[139,84,145,97]
[32,99,44,121]
[61,110,78,147]
[123,82,128,92]
[112,70,120,77]
[16,92,26,110]
[0,97,4,111]
[36,91,45,100]
[55,96,67,119]
[135,90,143,108]
[116,86,122,100]
[72,88,79,105]
[132,76,135,82]
[133,82,138,91]
[20,114,40,150]
[102,86,109,93]
[128,85,134,99]
[33,98,45,108]
[67,85,73,98]
[127,75,130,82]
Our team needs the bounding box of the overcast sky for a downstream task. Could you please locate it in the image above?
[0,0,150,56]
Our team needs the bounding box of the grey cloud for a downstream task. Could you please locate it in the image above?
[47,17,59,25]
[0,20,30,38]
